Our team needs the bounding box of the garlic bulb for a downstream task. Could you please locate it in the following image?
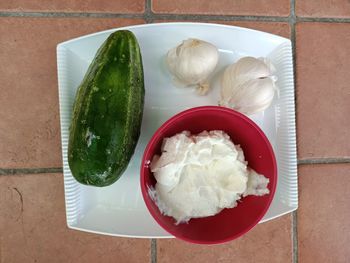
[166,39,219,95]
[220,57,278,115]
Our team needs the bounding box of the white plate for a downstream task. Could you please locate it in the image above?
[57,22,298,238]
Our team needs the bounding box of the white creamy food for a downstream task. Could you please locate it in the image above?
[149,130,270,224]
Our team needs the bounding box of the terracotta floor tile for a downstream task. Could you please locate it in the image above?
[296,23,350,159]
[0,18,144,169]
[298,164,350,263]
[158,215,292,263]
[296,0,350,18]
[212,21,290,39]
[154,21,290,38]
[0,0,144,13]
[0,173,150,263]
[152,0,290,16]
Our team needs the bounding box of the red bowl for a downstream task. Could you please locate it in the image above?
[140,106,277,244]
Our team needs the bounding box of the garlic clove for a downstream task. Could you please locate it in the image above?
[227,78,276,115]
[166,46,178,78]
[220,57,275,102]
[258,57,276,74]
[221,65,236,101]
[231,57,272,80]
[219,56,278,115]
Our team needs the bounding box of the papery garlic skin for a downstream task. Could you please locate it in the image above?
[166,39,219,95]
[223,78,276,115]
[220,57,278,115]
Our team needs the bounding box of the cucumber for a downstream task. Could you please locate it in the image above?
[68,30,145,187]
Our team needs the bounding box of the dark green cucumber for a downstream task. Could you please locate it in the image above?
[68,30,145,187]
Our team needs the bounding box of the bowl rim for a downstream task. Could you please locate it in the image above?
[140,106,277,245]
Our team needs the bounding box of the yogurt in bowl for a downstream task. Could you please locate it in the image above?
[148,130,269,224]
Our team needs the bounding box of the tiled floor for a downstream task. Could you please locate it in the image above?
[0,0,349,262]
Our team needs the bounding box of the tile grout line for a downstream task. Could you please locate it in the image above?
[292,211,298,263]
[144,0,153,23]
[289,0,298,262]
[0,167,63,175]
[297,17,350,23]
[289,0,297,114]
[151,239,157,263]
[0,11,145,18]
[298,158,350,165]
[0,11,349,23]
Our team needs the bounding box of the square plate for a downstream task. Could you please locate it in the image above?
[57,22,298,238]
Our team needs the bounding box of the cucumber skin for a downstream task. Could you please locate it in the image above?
[68,30,145,187]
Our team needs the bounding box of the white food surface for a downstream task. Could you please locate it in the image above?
[149,130,269,224]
